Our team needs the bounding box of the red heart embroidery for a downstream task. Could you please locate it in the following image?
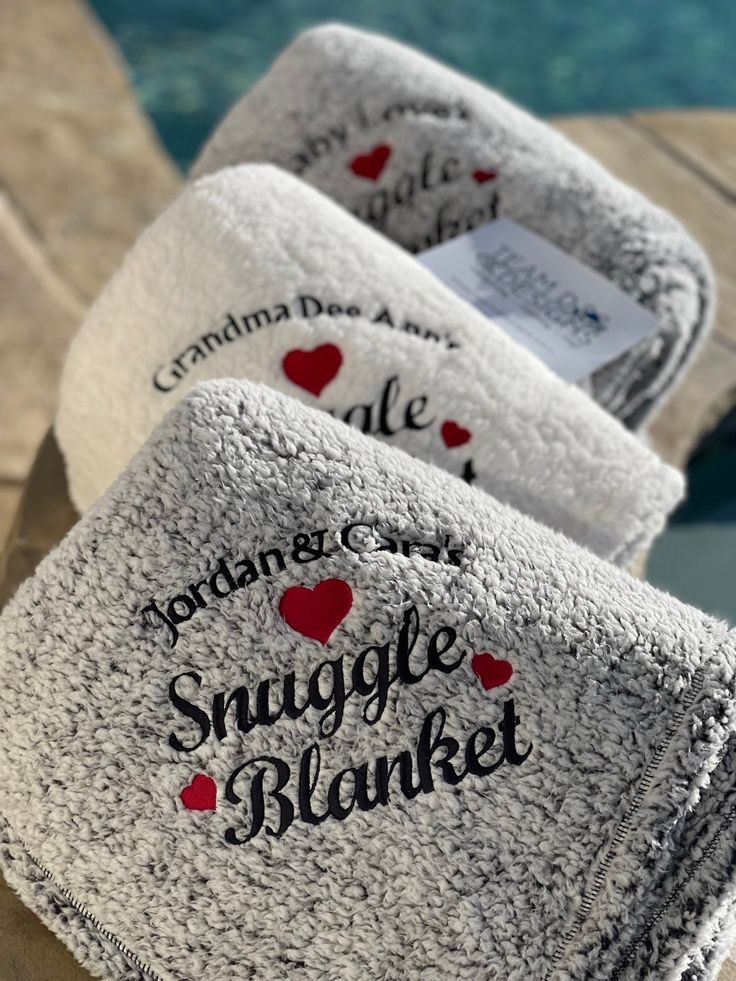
[349,143,392,180]
[280,579,353,645]
[473,168,498,184]
[283,343,343,396]
[441,420,472,448]
[180,774,217,811]
[471,653,513,690]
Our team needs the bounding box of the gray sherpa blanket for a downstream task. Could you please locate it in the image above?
[55,164,682,564]
[191,23,715,429]
[4,378,736,981]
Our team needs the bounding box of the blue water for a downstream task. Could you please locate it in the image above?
[91,0,736,170]
[91,0,736,622]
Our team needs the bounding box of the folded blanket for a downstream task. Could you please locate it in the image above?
[55,164,681,564]
[4,378,736,981]
[191,23,715,429]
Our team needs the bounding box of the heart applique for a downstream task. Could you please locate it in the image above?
[471,653,513,691]
[280,579,353,645]
[283,343,343,396]
[180,774,217,811]
[473,168,498,184]
[441,420,472,448]
[349,143,392,180]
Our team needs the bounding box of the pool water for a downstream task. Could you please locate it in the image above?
[647,418,736,622]
[90,0,736,622]
[92,0,736,171]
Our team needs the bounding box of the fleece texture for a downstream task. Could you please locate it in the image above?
[191,23,715,429]
[55,165,682,564]
[3,378,736,981]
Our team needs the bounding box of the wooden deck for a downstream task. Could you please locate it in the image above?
[555,111,736,469]
[1,0,736,978]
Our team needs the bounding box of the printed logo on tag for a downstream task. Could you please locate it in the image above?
[418,218,659,382]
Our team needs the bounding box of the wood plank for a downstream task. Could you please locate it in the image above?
[0,195,82,481]
[721,957,736,981]
[0,482,22,553]
[0,0,181,302]
[0,429,77,609]
[0,864,93,981]
[0,1,180,976]
[633,109,736,199]
[718,957,736,981]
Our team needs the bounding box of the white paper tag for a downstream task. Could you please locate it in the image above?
[418,218,659,382]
